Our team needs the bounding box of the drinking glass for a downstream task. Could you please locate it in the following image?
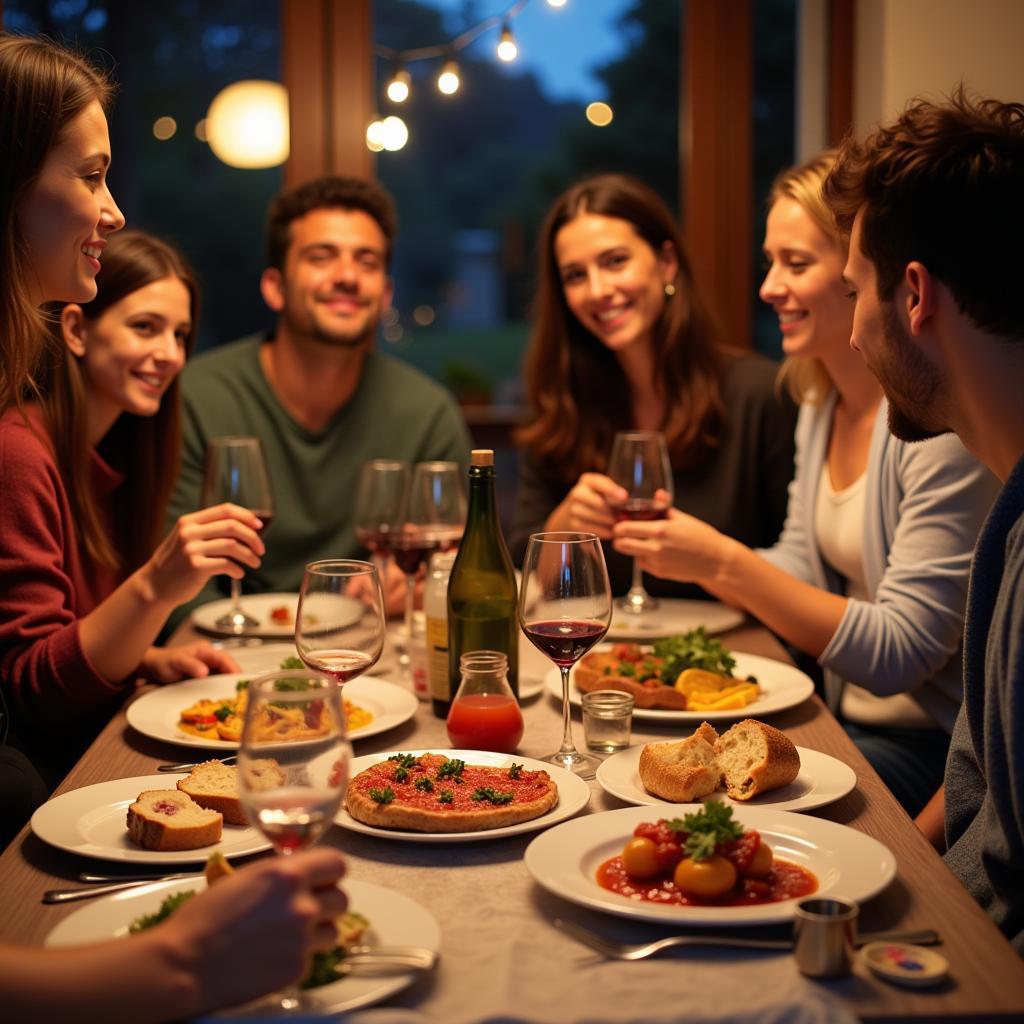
[393,461,467,652]
[201,436,274,632]
[237,667,351,1012]
[607,430,674,614]
[519,532,612,773]
[353,459,410,571]
[295,560,386,685]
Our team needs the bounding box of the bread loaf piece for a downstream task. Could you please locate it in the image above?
[177,761,247,825]
[637,722,723,801]
[127,790,223,851]
[714,719,800,800]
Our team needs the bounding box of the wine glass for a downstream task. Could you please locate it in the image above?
[392,461,467,652]
[295,559,386,685]
[237,667,351,1012]
[201,436,274,632]
[519,532,612,774]
[607,430,674,614]
[353,459,410,573]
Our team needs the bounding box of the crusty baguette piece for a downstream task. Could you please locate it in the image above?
[127,790,222,851]
[638,722,723,801]
[714,719,800,800]
[177,761,247,825]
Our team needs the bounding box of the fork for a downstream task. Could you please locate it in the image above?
[553,918,940,960]
[157,755,237,773]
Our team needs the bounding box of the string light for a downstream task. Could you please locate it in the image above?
[586,102,613,126]
[546,0,567,7]
[496,22,518,62]
[386,65,411,103]
[437,58,461,96]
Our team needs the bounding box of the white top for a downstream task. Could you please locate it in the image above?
[814,465,936,729]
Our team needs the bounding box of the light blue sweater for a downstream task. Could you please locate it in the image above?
[758,394,1000,733]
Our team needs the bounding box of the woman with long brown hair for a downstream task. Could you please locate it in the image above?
[511,173,798,600]
[612,152,999,814]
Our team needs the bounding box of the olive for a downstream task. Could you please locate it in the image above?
[673,854,738,898]
[621,836,661,880]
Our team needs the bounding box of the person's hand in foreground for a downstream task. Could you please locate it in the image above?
[140,640,241,684]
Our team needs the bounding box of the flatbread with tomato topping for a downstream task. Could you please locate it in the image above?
[345,753,558,832]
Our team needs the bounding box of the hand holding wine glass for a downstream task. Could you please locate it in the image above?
[607,431,673,614]
[519,532,612,774]
[237,667,351,1011]
[295,560,386,684]
[201,436,274,632]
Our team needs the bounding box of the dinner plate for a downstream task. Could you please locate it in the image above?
[126,674,419,751]
[218,642,301,675]
[595,745,857,813]
[545,648,815,723]
[606,599,744,640]
[335,749,590,843]
[191,592,362,638]
[30,775,271,864]
[44,876,441,1018]
[524,804,896,926]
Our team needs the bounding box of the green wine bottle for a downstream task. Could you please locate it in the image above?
[442,449,518,718]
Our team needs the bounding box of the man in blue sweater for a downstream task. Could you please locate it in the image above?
[825,90,1024,953]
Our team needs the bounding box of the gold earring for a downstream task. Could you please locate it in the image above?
[664,282,676,297]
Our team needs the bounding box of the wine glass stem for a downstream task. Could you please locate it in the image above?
[557,666,580,756]
[230,575,244,613]
[630,557,646,599]
[404,575,416,644]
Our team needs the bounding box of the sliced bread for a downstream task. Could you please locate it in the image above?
[714,719,801,800]
[177,761,247,825]
[637,722,723,801]
[127,790,222,851]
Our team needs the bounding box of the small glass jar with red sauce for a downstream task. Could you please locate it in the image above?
[446,651,524,753]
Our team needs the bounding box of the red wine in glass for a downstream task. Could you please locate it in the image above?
[392,536,438,575]
[609,498,669,523]
[356,524,394,558]
[299,648,375,685]
[251,509,275,535]
[523,618,608,668]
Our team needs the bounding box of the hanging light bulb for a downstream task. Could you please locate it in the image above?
[380,115,409,152]
[546,0,568,7]
[496,22,518,63]
[386,65,411,103]
[437,58,461,96]
[206,80,289,169]
[366,119,386,152]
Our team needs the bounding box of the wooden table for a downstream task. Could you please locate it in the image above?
[2,622,1022,1022]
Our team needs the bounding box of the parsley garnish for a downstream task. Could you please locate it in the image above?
[679,800,744,861]
[508,763,523,779]
[129,890,196,933]
[388,753,419,768]
[438,790,454,804]
[653,628,736,683]
[471,787,514,805]
[369,786,395,804]
[394,766,410,783]
[414,776,434,792]
[437,758,465,780]
[213,705,233,721]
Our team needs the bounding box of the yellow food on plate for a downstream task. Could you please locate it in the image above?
[674,667,760,710]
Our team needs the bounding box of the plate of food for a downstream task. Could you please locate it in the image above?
[335,749,590,843]
[126,669,418,750]
[546,630,815,722]
[191,592,363,639]
[596,720,857,813]
[606,599,744,641]
[45,874,441,1018]
[30,773,272,863]
[524,800,896,926]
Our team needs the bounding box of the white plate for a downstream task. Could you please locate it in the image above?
[335,749,590,843]
[596,745,856,813]
[524,804,896,926]
[126,674,419,751]
[45,877,441,1018]
[30,775,271,864]
[217,642,301,675]
[546,648,815,723]
[191,592,362,638]
[607,599,744,640]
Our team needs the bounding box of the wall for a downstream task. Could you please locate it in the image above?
[854,0,1024,133]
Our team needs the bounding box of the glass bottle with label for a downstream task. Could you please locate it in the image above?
[446,449,518,708]
[426,549,457,717]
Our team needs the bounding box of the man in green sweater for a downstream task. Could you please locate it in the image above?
[166,176,471,630]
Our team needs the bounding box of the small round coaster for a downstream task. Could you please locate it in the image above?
[861,942,949,988]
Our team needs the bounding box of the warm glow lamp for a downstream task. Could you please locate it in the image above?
[437,58,461,95]
[387,66,411,103]
[496,22,518,62]
[206,80,289,169]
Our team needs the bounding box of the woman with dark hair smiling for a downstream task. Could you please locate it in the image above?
[510,173,797,599]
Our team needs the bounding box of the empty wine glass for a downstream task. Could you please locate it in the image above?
[295,560,386,685]
[392,461,467,651]
[201,436,274,632]
[519,532,612,774]
[607,430,674,614]
[237,667,350,1012]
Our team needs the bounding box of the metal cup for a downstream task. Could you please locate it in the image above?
[793,898,858,978]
